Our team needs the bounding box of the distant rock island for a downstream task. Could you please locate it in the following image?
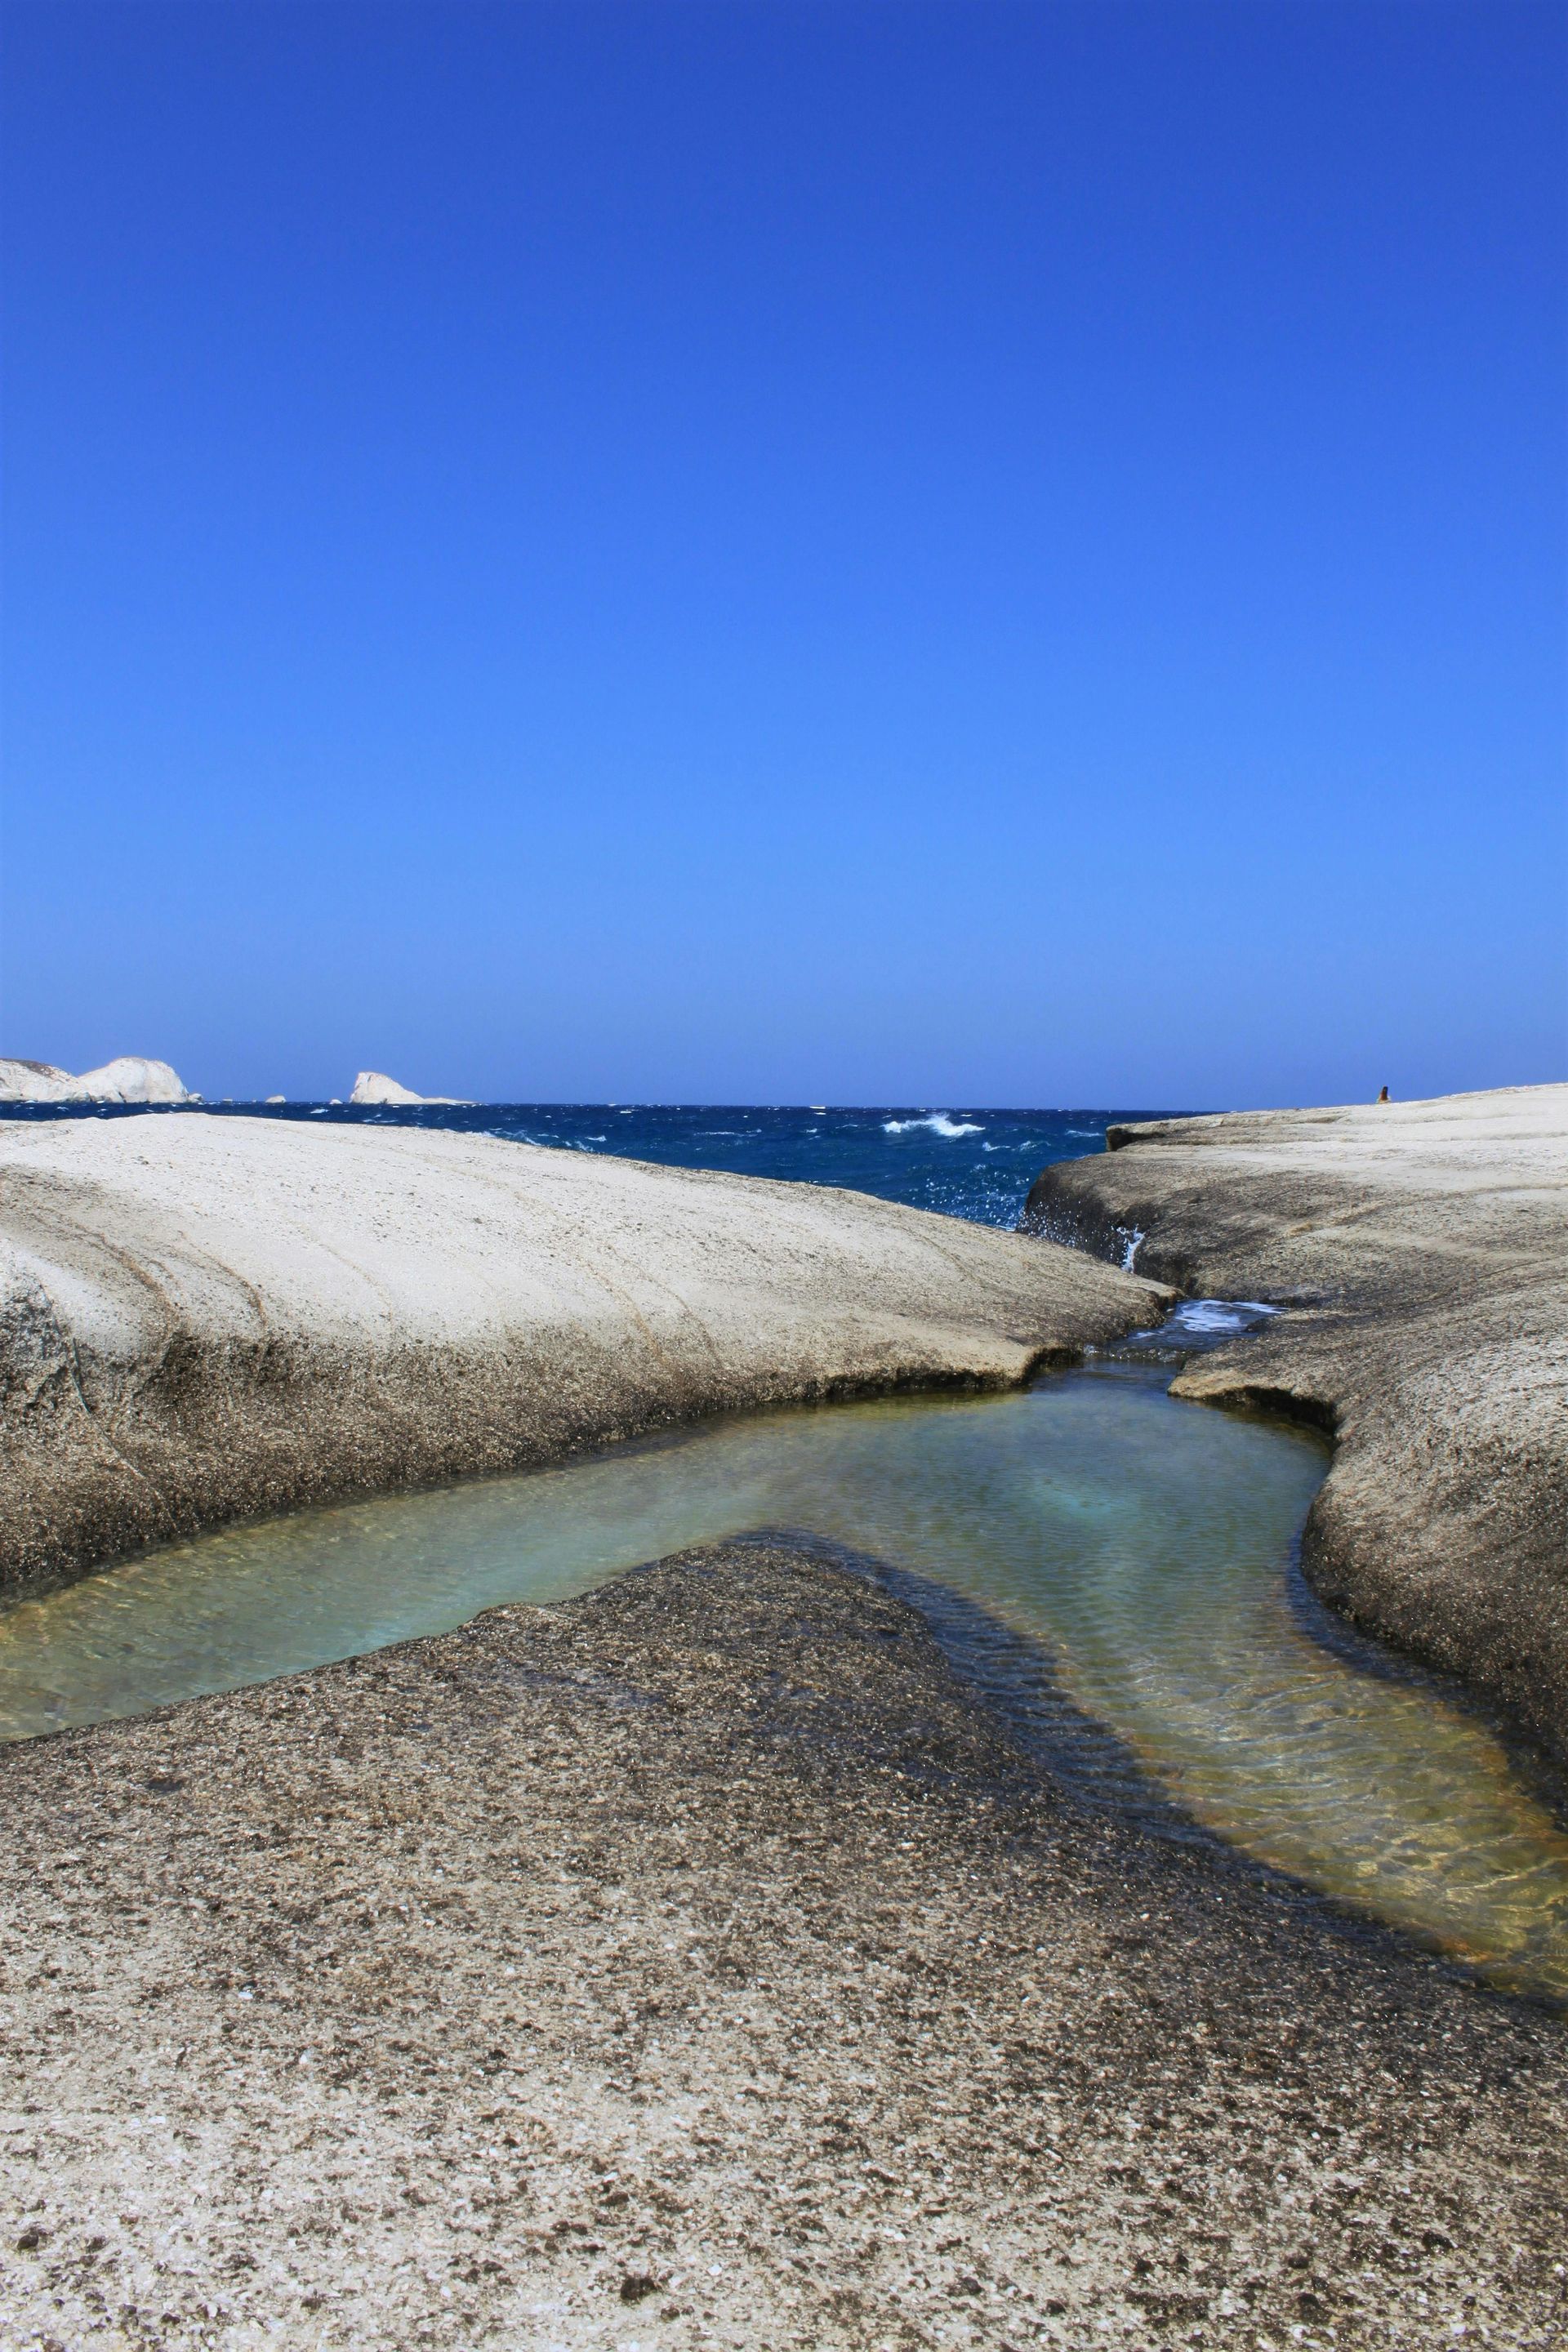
[349,1070,470,1106]
[0,1055,194,1105]
[0,1061,479,1108]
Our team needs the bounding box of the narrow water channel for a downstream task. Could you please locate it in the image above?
[2,1312,1566,2002]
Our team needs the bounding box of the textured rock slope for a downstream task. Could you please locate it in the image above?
[0,1114,1160,1589]
[0,1539,1561,2351]
[1022,1085,1568,1762]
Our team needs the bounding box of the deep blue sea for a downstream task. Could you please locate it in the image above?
[3,1102,1178,1227]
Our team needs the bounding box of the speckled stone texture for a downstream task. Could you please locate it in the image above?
[1020,1085,1568,1765]
[0,1540,1562,2350]
[0,1114,1161,1594]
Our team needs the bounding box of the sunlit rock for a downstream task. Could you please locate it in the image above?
[0,1055,191,1104]
[349,1071,470,1106]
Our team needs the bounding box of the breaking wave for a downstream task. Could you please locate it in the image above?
[882,1112,984,1139]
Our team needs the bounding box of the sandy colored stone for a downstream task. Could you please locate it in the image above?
[0,1115,1161,1591]
[0,1537,1561,2351]
[1021,1084,1568,1762]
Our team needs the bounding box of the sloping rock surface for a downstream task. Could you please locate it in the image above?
[1021,1085,1568,1761]
[0,1114,1161,1589]
[0,1539,1561,2350]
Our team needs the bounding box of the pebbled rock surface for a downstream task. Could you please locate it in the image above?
[0,1539,1563,2351]
[1020,1085,1568,1765]
[0,1114,1162,1593]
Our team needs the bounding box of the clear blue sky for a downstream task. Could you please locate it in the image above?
[3,0,1562,1107]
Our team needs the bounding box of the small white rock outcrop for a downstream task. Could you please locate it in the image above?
[0,1055,193,1105]
[349,1071,470,1107]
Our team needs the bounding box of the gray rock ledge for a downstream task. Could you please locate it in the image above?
[0,1113,1163,1590]
[1021,1084,1568,1762]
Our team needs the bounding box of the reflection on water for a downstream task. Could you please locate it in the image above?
[2,1361,1566,2002]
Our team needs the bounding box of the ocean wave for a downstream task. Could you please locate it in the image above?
[882,1112,984,1138]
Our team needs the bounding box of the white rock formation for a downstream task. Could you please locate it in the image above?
[0,1114,1161,1588]
[0,1056,191,1105]
[349,1071,470,1106]
[74,1057,193,1104]
[350,1071,424,1106]
[0,1060,79,1102]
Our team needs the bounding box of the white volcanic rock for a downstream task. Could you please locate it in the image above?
[349,1071,469,1106]
[0,1055,191,1104]
[350,1071,425,1105]
[74,1056,192,1103]
[0,1059,80,1102]
[0,1114,1165,1588]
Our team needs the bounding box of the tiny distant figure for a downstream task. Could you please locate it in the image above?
[1377,1085,1390,1102]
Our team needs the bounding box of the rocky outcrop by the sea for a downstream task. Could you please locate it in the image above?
[349,1070,470,1105]
[1020,1084,1568,1762]
[0,1054,194,1104]
[0,1113,1165,1592]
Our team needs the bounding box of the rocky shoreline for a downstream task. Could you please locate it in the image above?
[0,1098,1565,2346]
[2,1538,1564,2351]
[0,1114,1160,1595]
[1021,1085,1568,1766]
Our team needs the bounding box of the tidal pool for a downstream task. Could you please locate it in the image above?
[3,1330,1566,2002]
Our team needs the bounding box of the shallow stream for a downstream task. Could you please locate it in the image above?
[3,1307,1566,2002]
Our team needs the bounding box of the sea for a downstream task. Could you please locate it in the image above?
[4,1102,1180,1228]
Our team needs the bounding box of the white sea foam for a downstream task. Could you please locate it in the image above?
[1169,1298,1280,1336]
[882,1113,984,1138]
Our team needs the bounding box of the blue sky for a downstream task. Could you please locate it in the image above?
[3,0,1562,1107]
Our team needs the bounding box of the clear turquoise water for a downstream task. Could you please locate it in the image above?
[2,1351,1566,2002]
